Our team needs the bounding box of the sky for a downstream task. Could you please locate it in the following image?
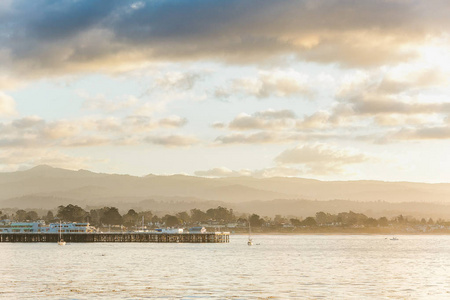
[0,0,450,182]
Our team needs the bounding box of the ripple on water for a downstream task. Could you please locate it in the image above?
[0,235,450,298]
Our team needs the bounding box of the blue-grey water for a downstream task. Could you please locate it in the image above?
[0,235,449,299]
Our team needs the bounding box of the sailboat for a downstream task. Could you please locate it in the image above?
[58,220,66,246]
[247,220,253,246]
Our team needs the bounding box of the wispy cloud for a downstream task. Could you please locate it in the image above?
[0,114,191,149]
[229,110,297,131]
[194,166,304,178]
[0,91,17,116]
[215,132,286,145]
[145,135,200,147]
[156,71,203,91]
[0,148,99,172]
[216,70,313,99]
[275,143,372,175]
[81,93,139,113]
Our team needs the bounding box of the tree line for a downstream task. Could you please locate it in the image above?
[0,205,237,228]
[0,205,447,229]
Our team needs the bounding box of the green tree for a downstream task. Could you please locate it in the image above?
[364,217,378,227]
[15,210,28,222]
[57,204,87,222]
[302,217,317,227]
[315,212,336,225]
[138,211,153,224]
[122,209,139,228]
[151,215,160,225]
[44,211,54,222]
[206,206,234,222]
[249,214,263,227]
[315,212,327,225]
[290,218,302,226]
[89,209,101,227]
[100,207,123,226]
[396,215,405,224]
[190,208,208,223]
[176,211,190,224]
[337,211,368,226]
[378,217,389,227]
[26,211,39,221]
[274,215,286,225]
[163,215,180,227]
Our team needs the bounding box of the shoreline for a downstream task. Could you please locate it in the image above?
[229,229,450,235]
[232,232,450,235]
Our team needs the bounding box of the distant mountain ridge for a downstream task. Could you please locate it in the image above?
[1,165,450,212]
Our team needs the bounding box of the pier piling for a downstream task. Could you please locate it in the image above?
[0,232,229,243]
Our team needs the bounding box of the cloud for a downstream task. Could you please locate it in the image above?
[0,91,17,116]
[2,0,449,79]
[215,132,285,145]
[0,148,96,172]
[194,167,244,178]
[145,135,200,147]
[296,111,331,129]
[60,136,110,147]
[211,122,226,129]
[158,115,188,128]
[250,166,305,178]
[275,143,370,175]
[11,116,44,128]
[228,109,297,131]
[194,166,304,178]
[81,93,139,113]
[392,126,450,140]
[329,67,450,129]
[213,109,347,145]
[350,98,450,116]
[0,114,193,148]
[156,71,203,90]
[216,70,312,99]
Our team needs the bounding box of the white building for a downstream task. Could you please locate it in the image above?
[0,221,96,233]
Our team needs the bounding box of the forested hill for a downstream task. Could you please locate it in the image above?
[1,165,450,211]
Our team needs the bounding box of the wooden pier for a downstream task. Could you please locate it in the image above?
[0,232,229,243]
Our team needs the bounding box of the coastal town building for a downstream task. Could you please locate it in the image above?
[0,220,96,233]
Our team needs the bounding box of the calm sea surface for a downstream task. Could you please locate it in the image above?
[0,235,449,299]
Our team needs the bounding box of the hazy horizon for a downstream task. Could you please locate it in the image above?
[4,164,450,185]
[1,164,450,221]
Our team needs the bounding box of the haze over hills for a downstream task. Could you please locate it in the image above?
[1,165,450,218]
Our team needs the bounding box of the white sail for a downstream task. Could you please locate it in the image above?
[58,220,66,246]
[247,220,253,246]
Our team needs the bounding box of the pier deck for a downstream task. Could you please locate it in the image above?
[0,232,229,243]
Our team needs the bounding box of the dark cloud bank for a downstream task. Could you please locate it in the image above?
[1,0,449,77]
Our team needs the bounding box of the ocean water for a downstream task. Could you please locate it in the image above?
[0,235,449,299]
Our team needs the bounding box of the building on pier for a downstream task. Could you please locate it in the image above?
[0,220,96,233]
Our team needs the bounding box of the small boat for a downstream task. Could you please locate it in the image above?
[57,220,66,246]
[247,220,253,246]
